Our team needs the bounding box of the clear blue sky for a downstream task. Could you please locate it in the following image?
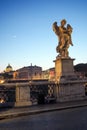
[0,0,87,72]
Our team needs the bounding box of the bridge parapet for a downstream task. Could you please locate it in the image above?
[0,81,57,107]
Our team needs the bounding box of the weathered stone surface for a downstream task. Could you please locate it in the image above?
[54,58,75,81]
[54,57,86,102]
[15,84,32,107]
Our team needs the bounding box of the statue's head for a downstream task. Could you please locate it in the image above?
[61,19,66,26]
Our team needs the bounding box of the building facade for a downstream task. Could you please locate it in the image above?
[42,68,55,81]
[15,65,42,80]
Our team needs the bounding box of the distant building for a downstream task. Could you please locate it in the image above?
[42,67,55,81]
[49,68,55,81]
[42,70,49,79]
[15,65,42,80]
[0,73,4,83]
[74,63,87,78]
[5,64,13,72]
[0,64,14,80]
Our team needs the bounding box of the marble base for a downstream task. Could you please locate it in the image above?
[55,80,86,102]
[54,57,76,82]
[54,57,86,102]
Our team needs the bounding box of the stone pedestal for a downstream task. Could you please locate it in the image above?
[54,58,76,81]
[54,57,86,102]
[15,84,32,107]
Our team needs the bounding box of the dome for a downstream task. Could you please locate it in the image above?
[6,64,13,72]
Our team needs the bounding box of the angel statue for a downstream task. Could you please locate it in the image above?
[52,19,73,58]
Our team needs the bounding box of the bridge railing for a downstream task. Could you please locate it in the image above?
[0,84,15,107]
[0,81,57,107]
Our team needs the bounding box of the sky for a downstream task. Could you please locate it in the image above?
[0,0,87,72]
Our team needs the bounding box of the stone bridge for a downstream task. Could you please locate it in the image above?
[0,80,87,107]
